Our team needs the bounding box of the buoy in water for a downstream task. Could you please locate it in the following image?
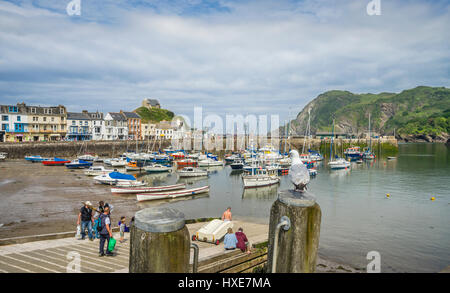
[386,193,390,198]
[431,197,435,201]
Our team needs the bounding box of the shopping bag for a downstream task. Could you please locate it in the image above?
[76,225,81,238]
[108,237,116,252]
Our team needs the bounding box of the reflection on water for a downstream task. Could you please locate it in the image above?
[242,185,278,200]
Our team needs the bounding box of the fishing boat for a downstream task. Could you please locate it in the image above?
[42,157,71,166]
[230,159,245,170]
[77,154,98,161]
[177,167,208,177]
[109,157,128,167]
[328,157,351,169]
[344,147,362,160]
[111,183,186,195]
[93,171,137,185]
[242,168,280,188]
[136,185,210,202]
[65,159,93,169]
[25,155,50,163]
[198,157,223,167]
[144,164,172,173]
[84,166,116,176]
[176,159,198,167]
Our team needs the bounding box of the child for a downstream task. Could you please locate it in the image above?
[119,216,126,243]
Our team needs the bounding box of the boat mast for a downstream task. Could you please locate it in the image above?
[369,113,371,152]
[330,118,335,160]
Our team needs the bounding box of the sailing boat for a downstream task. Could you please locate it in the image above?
[362,113,375,160]
[242,145,280,188]
[327,119,351,170]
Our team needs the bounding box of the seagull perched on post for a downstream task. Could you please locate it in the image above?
[289,150,310,192]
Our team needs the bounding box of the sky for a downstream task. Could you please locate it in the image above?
[0,0,449,126]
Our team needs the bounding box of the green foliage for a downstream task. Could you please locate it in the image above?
[300,86,450,136]
[135,107,174,123]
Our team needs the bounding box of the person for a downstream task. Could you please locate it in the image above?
[221,207,232,222]
[235,227,251,254]
[99,206,113,257]
[119,216,126,243]
[93,201,105,239]
[77,201,94,241]
[223,228,238,250]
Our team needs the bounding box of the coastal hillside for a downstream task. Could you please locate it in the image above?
[135,107,175,123]
[288,86,450,142]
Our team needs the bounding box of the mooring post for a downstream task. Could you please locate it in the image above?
[129,207,191,273]
[267,190,321,273]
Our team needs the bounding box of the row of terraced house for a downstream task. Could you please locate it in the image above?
[0,99,188,142]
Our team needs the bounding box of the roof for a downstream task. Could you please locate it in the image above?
[108,112,127,121]
[122,111,141,119]
[67,111,103,121]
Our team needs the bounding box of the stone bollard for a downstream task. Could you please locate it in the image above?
[129,207,191,273]
[267,190,321,273]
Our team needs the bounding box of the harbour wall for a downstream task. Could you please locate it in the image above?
[0,137,398,159]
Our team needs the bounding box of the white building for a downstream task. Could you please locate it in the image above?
[67,111,104,141]
[104,112,128,140]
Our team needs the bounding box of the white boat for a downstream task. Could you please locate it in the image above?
[77,154,98,161]
[198,158,223,167]
[110,158,128,167]
[136,185,210,202]
[242,169,280,188]
[93,171,137,185]
[308,168,318,176]
[177,167,208,178]
[115,180,147,187]
[84,166,116,176]
[144,164,172,173]
[193,219,234,244]
[111,183,186,195]
[0,152,7,160]
[328,158,351,170]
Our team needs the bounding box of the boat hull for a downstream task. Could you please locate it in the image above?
[136,186,210,202]
[111,183,186,194]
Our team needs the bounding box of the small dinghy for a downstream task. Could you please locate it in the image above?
[25,155,49,163]
[42,157,71,166]
[177,167,208,177]
[198,158,224,167]
[192,219,233,245]
[111,183,186,195]
[136,185,210,202]
[387,157,397,160]
[115,180,147,188]
[230,159,245,170]
[77,154,98,161]
[308,168,317,176]
[65,159,93,169]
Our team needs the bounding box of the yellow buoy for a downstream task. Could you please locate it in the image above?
[386,193,390,198]
[431,197,435,201]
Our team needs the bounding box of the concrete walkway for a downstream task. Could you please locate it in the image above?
[0,220,268,273]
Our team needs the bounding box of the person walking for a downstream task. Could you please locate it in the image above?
[77,201,94,241]
[98,206,113,257]
[93,201,105,239]
[223,228,238,250]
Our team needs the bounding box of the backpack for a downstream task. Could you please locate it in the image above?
[97,214,103,232]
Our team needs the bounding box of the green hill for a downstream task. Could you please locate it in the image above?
[288,86,450,142]
[135,107,175,123]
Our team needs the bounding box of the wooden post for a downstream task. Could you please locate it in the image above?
[267,190,321,273]
[129,207,191,273]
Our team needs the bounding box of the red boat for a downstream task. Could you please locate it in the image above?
[176,159,198,167]
[171,152,186,160]
[42,157,71,166]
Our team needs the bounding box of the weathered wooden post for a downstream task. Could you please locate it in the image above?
[129,207,191,273]
[267,150,322,273]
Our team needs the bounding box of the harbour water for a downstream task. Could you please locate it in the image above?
[0,143,448,272]
[139,143,450,273]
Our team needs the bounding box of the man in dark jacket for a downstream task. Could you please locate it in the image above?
[77,201,94,241]
[98,206,114,257]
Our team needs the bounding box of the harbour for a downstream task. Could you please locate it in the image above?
[0,142,448,273]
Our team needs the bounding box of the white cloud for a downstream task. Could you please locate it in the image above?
[0,0,449,122]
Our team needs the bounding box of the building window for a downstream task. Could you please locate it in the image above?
[1,124,8,131]
[17,116,21,122]
[2,115,8,121]
[31,108,36,114]
[9,106,18,113]
[51,117,55,122]
[43,117,47,122]
[60,108,65,114]
[72,121,75,125]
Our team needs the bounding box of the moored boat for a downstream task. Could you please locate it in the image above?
[136,185,210,202]
[144,164,172,173]
[198,158,223,167]
[242,169,280,188]
[111,183,186,194]
[84,166,116,176]
[176,159,198,167]
[42,157,71,166]
[65,159,93,169]
[177,167,208,177]
[230,159,245,170]
[328,158,351,170]
[93,171,137,185]
[25,155,50,163]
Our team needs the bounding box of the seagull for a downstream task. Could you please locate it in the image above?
[289,150,310,191]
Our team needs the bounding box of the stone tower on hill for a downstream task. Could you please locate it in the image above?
[142,98,160,109]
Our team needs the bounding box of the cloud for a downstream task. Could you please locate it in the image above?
[0,0,449,123]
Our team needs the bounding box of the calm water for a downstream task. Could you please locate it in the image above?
[137,143,450,273]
